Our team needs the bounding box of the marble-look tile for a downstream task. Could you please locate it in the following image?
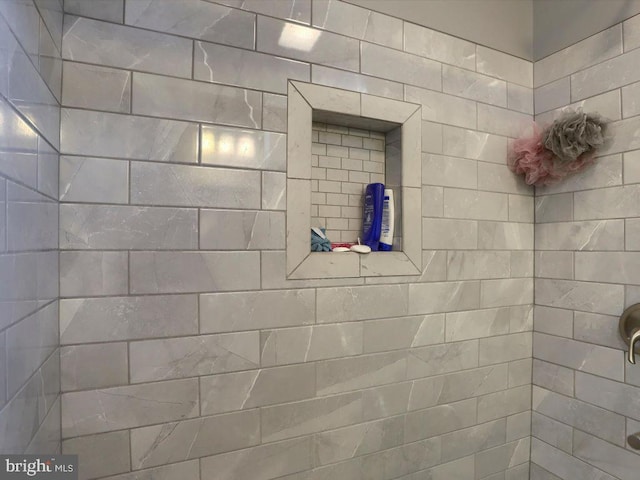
[442,126,507,163]
[535,219,623,250]
[408,281,481,315]
[507,410,531,440]
[534,332,623,381]
[287,85,312,182]
[262,93,287,132]
[200,363,315,415]
[61,109,199,162]
[478,221,533,250]
[63,15,192,77]
[531,438,616,480]
[63,431,130,480]
[130,332,259,382]
[294,81,360,116]
[534,251,573,281]
[535,25,622,87]
[316,284,408,322]
[576,251,640,285]
[535,193,573,223]
[422,186,443,217]
[312,0,402,48]
[403,22,475,70]
[362,43,441,91]
[360,251,421,277]
[0,250,58,331]
[201,436,313,480]
[61,343,127,392]
[479,332,532,365]
[571,46,640,101]
[200,210,284,250]
[533,359,574,397]
[60,204,197,250]
[532,412,572,453]
[62,62,130,113]
[36,139,59,201]
[311,65,403,100]
[447,251,510,280]
[6,188,57,252]
[534,77,570,114]
[94,461,199,480]
[575,184,640,219]
[60,251,127,297]
[477,46,533,87]
[363,314,444,353]
[216,0,310,24]
[362,382,411,421]
[443,65,507,106]
[261,392,362,442]
[60,295,198,344]
[195,41,308,94]
[624,13,640,51]
[316,351,406,395]
[257,16,359,71]
[130,251,260,294]
[131,162,260,209]
[509,359,533,387]
[475,438,530,479]
[201,289,314,333]
[535,301,573,338]
[477,385,531,423]
[480,278,532,308]
[478,103,532,138]
[440,419,506,463]
[0,100,39,189]
[5,303,57,398]
[263,323,360,367]
[422,154,477,189]
[423,218,478,249]
[62,378,199,437]
[624,150,640,184]
[25,396,60,455]
[508,83,534,114]
[361,94,418,125]
[64,0,124,23]
[406,86,476,129]
[59,156,128,204]
[404,398,477,443]
[535,279,623,315]
[407,340,479,379]
[360,437,441,479]
[408,365,508,411]
[444,189,508,221]
[37,15,63,102]
[314,417,403,466]
[573,430,640,480]
[576,371,640,422]
[535,89,622,127]
[132,73,261,128]
[534,385,625,446]
[445,307,511,341]
[511,251,534,279]
[602,116,640,155]
[478,162,533,195]
[574,311,624,350]
[131,410,260,469]
[126,0,255,48]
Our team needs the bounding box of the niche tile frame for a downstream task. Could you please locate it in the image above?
[286,80,422,279]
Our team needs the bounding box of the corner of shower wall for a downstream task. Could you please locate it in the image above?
[532,14,640,479]
[0,0,62,454]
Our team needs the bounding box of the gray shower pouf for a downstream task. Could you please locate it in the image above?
[542,111,607,163]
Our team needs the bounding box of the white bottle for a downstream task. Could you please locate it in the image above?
[379,189,394,251]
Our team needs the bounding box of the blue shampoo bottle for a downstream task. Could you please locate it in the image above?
[361,183,385,251]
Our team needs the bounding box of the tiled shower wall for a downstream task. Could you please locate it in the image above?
[0,0,62,453]
[311,122,385,243]
[58,1,534,479]
[532,16,640,480]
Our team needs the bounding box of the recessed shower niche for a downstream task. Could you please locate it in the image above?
[286,81,422,279]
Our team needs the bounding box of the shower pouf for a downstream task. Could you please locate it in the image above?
[508,110,607,187]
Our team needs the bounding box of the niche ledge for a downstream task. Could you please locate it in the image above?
[286,80,422,279]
